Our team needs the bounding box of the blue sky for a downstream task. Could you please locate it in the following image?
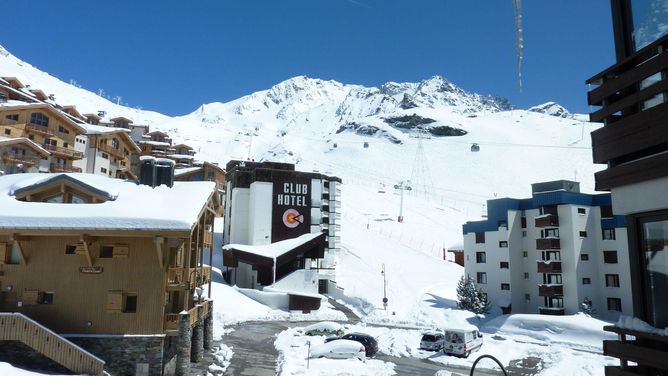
[1,1,613,116]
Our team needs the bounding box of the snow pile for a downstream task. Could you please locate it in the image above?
[616,315,668,336]
[208,344,233,375]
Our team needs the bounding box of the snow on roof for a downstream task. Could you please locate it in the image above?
[447,241,464,251]
[167,154,195,160]
[0,136,51,156]
[0,173,215,232]
[80,123,131,135]
[174,167,202,177]
[139,140,171,147]
[223,232,323,259]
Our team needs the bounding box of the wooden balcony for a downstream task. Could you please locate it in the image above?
[203,230,213,248]
[535,214,559,227]
[50,163,82,173]
[537,260,562,273]
[587,34,668,190]
[166,266,212,290]
[97,143,127,160]
[536,238,560,250]
[2,152,39,166]
[43,144,83,159]
[164,300,211,332]
[538,284,563,297]
[603,325,668,374]
[539,307,565,315]
[26,123,57,138]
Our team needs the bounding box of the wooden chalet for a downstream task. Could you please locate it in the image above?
[0,173,218,375]
[0,137,51,174]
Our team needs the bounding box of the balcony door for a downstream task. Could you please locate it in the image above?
[639,214,668,328]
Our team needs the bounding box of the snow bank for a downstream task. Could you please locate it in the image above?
[236,287,289,310]
[616,315,668,336]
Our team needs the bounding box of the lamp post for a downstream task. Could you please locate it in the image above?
[381,264,388,311]
[394,181,412,223]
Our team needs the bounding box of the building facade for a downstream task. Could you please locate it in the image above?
[586,1,668,374]
[73,126,140,179]
[463,180,631,320]
[222,161,340,291]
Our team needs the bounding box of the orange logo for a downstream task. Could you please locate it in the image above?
[282,209,303,228]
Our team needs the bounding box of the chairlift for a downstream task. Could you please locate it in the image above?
[471,143,480,152]
[333,143,338,148]
[363,142,369,148]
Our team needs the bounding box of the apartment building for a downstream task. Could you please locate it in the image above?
[0,172,217,375]
[73,125,140,179]
[463,180,631,321]
[222,160,341,293]
[585,1,668,373]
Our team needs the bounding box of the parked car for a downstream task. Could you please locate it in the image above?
[304,321,345,337]
[325,332,378,357]
[419,331,445,351]
[442,329,483,358]
[310,339,366,361]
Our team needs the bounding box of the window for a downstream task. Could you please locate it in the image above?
[29,112,49,127]
[521,215,527,228]
[5,114,18,121]
[524,272,529,279]
[476,272,487,284]
[475,252,486,263]
[607,297,622,312]
[65,245,77,255]
[606,274,620,287]
[524,293,530,301]
[123,294,137,313]
[498,220,507,229]
[545,251,561,261]
[101,153,109,160]
[3,129,9,135]
[100,167,107,174]
[603,251,618,264]
[112,138,120,149]
[578,208,586,215]
[603,228,616,240]
[522,230,527,237]
[542,228,559,238]
[63,142,68,148]
[639,216,668,327]
[547,274,562,284]
[475,232,485,244]
[500,261,509,269]
[548,297,564,308]
[579,231,587,238]
[501,283,510,290]
[499,241,508,248]
[523,251,528,258]
[57,126,69,134]
[100,246,114,258]
[28,135,34,140]
[582,278,591,285]
[600,205,613,218]
[540,205,558,216]
[40,292,54,304]
[581,254,589,261]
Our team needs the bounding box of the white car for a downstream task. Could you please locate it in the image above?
[310,339,366,361]
[303,321,345,337]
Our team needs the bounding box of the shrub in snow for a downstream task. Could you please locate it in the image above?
[580,297,597,316]
[456,276,490,314]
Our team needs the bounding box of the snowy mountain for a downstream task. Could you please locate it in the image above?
[0,45,604,249]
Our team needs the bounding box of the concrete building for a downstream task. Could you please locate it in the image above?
[73,125,140,179]
[463,180,631,320]
[222,161,341,295]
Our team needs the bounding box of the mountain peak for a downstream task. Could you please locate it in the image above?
[528,102,571,118]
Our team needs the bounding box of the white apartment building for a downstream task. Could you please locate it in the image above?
[73,125,140,179]
[463,180,632,321]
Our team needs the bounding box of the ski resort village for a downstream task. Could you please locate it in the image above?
[0,1,668,376]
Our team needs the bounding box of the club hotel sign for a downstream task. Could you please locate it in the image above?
[272,173,311,242]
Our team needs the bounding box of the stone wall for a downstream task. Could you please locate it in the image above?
[68,335,168,376]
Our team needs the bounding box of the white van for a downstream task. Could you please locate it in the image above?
[442,329,483,357]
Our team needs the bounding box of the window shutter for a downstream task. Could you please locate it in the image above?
[113,245,129,258]
[0,243,7,264]
[23,289,39,305]
[107,291,123,311]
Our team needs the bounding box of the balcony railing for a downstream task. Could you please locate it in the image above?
[537,260,562,273]
[603,325,668,374]
[539,307,565,316]
[203,231,213,248]
[43,144,83,159]
[164,300,211,331]
[2,152,39,166]
[26,123,56,137]
[587,34,668,190]
[50,163,82,173]
[535,214,559,227]
[97,143,127,160]
[536,238,560,250]
[166,266,212,290]
[538,284,563,297]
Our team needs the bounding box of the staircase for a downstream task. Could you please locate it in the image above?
[0,313,105,375]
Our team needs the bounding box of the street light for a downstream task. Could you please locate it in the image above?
[381,264,388,311]
[394,181,412,223]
